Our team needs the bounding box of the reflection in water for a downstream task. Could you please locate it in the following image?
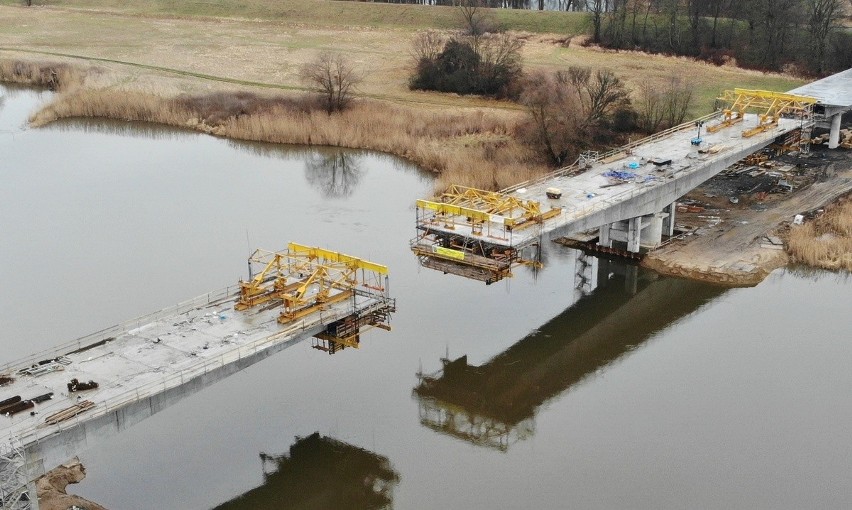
[47,116,197,141]
[304,149,363,198]
[413,256,727,451]
[213,433,399,510]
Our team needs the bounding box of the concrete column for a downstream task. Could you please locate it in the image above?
[627,216,642,253]
[598,223,612,248]
[828,113,842,149]
[662,202,676,237]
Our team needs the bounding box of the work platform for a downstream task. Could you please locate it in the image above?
[413,110,807,283]
[0,243,394,509]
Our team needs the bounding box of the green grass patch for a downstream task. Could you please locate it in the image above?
[690,74,807,117]
[4,0,588,34]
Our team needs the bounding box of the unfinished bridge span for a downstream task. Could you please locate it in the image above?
[0,244,395,510]
[413,73,852,283]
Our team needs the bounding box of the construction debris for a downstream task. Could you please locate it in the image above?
[67,379,99,393]
[43,401,96,426]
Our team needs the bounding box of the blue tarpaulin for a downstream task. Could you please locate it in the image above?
[603,169,637,181]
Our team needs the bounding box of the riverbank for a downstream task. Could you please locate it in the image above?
[0,1,804,190]
[0,0,835,285]
[641,150,852,286]
[0,58,547,190]
[36,458,107,510]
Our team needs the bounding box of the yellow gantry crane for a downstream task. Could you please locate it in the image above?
[710,88,818,137]
[417,185,561,236]
[235,243,389,331]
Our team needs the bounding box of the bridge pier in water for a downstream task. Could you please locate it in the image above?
[597,203,673,254]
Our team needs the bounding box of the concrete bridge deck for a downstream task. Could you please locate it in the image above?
[429,114,801,248]
[413,112,805,282]
[1,284,391,508]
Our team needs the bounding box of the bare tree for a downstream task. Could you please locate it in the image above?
[807,0,843,74]
[707,0,732,47]
[477,32,524,93]
[520,67,631,166]
[662,76,693,128]
[635,82,666,133]
[586,0,608,43]
[519,70,582,165]
[457,0,497,49]
[299,53,362,114]
[559,66,629,124]
[411,30,445,63]
[635,75,693,133]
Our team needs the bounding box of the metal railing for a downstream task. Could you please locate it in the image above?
[499,111,724,196]
[0,285,243,374]
[9,300,365,449]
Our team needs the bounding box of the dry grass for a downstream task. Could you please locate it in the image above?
[0,60,85,90]
[787,196,852,272]
[29,82,548,190]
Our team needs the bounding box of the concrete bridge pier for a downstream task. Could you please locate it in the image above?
[662,202,676,237]
[596,211,668,253]
[598,223,612,248]
[828,113,842,149]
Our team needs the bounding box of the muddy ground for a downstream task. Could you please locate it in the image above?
[35,458,107,510]
[643,143,852,286]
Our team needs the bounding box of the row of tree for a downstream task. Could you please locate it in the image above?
[589,0,852,75]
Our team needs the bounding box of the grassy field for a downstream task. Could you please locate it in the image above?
[0,0,589,34]
[0,0,809,189]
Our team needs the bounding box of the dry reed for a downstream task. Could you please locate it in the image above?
[0,60,85,91]
[27,83,550,191]
[786,196,852,272]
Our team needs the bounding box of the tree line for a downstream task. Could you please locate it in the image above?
[590,0,852,75]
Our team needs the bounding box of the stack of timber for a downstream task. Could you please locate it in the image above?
[43,401,95,426]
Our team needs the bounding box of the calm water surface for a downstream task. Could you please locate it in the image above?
[1,85,851,509]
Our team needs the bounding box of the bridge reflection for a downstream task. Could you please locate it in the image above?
[413,255,726,451]
[213,432,399,510]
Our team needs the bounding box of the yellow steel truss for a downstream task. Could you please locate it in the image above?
[710,88,818,137]
[422,185,561,232]
[234,243,388,325]
[235,249,288,311]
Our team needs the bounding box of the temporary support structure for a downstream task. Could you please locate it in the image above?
[0,442,31,510]
[411,186,556,284]
[711,89,817,138]
[235,243,394,353]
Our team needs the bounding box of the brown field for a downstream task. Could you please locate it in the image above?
[0,1,807,190]
[787,196,852,272]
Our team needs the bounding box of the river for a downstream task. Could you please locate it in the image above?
[1,84,851,509]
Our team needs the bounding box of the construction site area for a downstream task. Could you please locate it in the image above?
[412,77,852,286]
[0,243,395,508]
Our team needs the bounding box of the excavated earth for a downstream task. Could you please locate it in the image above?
[641,146,852,286]
[36,458,107,510]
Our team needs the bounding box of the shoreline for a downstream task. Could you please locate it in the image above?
[36,458,107,510]
[1,60,849,287]
[640,161,852,286]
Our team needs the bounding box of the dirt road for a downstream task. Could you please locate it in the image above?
[644,151,852,286]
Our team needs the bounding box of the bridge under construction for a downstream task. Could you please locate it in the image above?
[412,83,851,283]
[0,243,394,510]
